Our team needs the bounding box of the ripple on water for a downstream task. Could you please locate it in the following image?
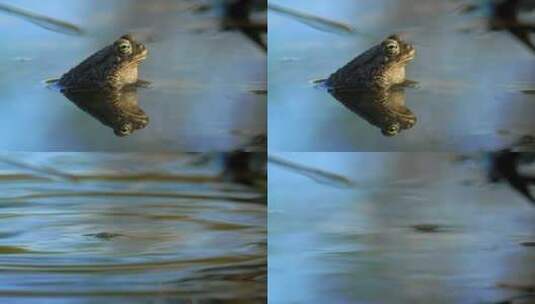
[0,153,266,302]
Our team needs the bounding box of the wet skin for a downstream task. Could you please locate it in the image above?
[58,34,148,92]
[327,34,415,91]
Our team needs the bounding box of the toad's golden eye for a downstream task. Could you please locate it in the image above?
[117,40,132,55]
[383,40,400,56]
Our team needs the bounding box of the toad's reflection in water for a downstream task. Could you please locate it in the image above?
[328,87,416,136]
[62,87,148,137]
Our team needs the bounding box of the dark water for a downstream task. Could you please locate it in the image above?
[0,153,266,303]
[268,0,535,151]
[0,0,266,151]
[269,153,535,303]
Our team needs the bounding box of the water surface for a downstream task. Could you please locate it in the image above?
[268,0,535,151]
[269,153,535,303]
[0,0,266,151]
[0,153,266,303]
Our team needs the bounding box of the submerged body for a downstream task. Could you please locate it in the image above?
[58,34,148,92]
[327,34,415,91]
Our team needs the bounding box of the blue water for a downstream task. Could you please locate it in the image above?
[269,153,535,303]
[0,0,266,151]
[268,0,535,151]
[0,153,266,303]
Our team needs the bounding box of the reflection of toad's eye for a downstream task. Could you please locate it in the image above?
[117,41,132,55]
[382,124,400,136]
[115,123,132,136]
[384,40,399,56]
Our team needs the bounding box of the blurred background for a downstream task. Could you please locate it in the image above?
[0,0,266,151]
[0,152,266,303]
[269,152,534,303]
[268,0,535,151]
